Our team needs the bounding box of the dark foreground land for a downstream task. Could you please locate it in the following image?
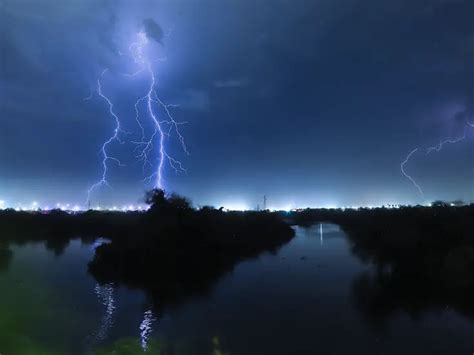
[0,190,294,309]
[1,194,474,320]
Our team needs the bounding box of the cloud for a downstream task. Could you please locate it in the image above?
[213,77,250,89]
[142,18,164,45]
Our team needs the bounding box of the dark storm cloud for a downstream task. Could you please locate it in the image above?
[1,0,473,207]
[142,18,165,45]
[453,107,473,126]
[213,78,250,89]
[0,0,120,115]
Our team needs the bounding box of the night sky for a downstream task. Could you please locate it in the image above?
[1,0,473,209]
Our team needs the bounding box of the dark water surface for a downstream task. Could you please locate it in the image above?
[1,224,473,354]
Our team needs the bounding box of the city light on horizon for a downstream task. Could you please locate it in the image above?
[0,196,448,213]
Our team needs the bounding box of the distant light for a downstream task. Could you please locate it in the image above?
[221,202,249,211]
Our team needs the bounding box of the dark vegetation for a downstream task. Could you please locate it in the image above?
[0,189,294,309]
[0,207,141,255]
[289,205,474,323]
[89,189,294,307]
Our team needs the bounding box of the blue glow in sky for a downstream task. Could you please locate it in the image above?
[1,0,473,208]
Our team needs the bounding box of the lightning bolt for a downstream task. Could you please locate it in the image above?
[401,120,474,200]
[126,31,188,189]
[87,69,126,205]
[143,62,166,188]
[401,148,425,198]
[426,130,467,154]
[86,29,188,204]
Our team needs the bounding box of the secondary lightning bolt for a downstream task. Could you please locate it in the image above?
[401,120,474,200]
[87,69,125,205]
[401,148,425,198]
[426,130,467,154]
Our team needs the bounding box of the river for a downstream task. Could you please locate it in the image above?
[1,224,473,354]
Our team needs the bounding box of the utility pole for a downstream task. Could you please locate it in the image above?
[263,195,267,210]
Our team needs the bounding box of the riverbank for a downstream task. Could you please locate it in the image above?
[1,201,474,353]
[0,191,295,308]
[290,205,474,318]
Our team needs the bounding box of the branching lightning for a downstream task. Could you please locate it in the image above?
[87,69,126,204]
[86,27,188,204]
[401,120,474,200]
[401,148,425,198]
[126,31,188,189]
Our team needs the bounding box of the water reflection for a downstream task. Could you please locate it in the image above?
[139,309,156,351]
[0,224,473,354]
[93,283,116,342]
[345,223,474,322]
[0,246,13,272]
[320,223,323,245]
[45,238,71,257]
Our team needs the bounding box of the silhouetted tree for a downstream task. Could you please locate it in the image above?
[199,206,216,212]
[451,199,465,207]
[145,189,168,209]
[431,200,449,207]
[145,189,192,213]
[168,193,192,210]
